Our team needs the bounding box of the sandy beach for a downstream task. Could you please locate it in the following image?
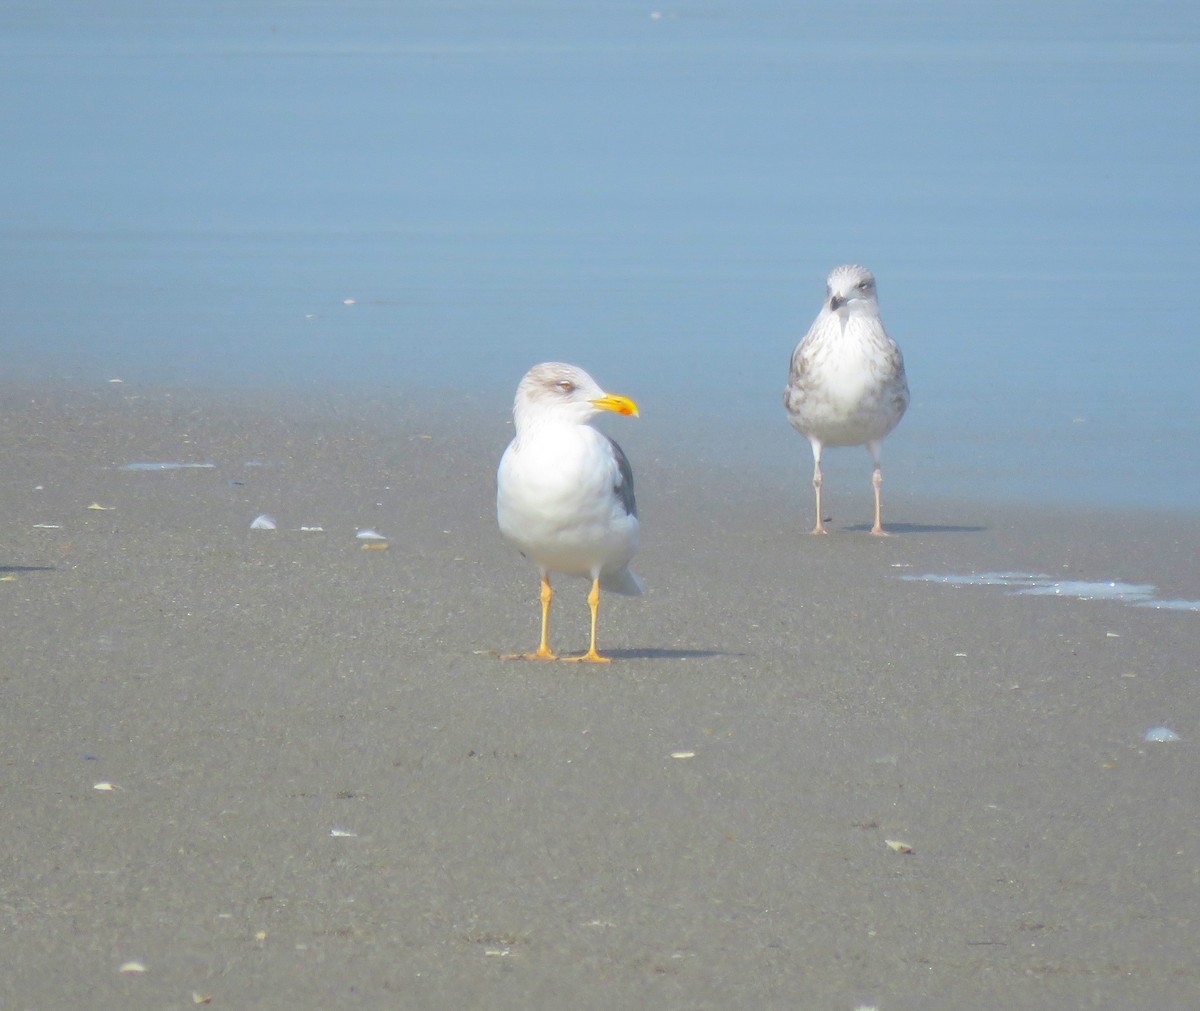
[2,382,1198,1009]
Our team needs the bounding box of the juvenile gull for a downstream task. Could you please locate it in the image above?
[497,362,642,663]
[784,264,910,535]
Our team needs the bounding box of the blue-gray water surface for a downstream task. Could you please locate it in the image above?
[2,2,1198,511]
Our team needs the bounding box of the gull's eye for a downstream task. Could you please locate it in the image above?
[858,279,872,291]
[556,380,575,393]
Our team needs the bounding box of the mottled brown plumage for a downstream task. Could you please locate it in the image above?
[784,265,909,534]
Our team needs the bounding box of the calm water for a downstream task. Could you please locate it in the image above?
[2,2,1199,510]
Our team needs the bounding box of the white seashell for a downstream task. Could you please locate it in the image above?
[250,514,277,531]
[1144,727,1181,743]
[355,529,387,540]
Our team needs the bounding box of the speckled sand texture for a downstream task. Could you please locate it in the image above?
[2,384,1198,1009]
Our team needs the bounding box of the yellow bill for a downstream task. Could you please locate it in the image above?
[590,393,639,417]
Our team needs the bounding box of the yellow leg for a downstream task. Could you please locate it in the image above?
[502,575,558,660]
[562,577,611,664]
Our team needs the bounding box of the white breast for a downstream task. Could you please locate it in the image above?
[497,424,639,580]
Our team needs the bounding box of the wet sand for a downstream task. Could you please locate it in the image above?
[2,383,1198,1009]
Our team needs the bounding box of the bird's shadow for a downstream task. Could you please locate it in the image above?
[0,565,57,574]
[842,522,986,535]
[602,648,743,661]
[484,647,741,662]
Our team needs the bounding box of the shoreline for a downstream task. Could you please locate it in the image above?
[6,376,1199,516]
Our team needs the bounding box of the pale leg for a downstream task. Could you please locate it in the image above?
[810,439,827,535]
[867,440,888,536]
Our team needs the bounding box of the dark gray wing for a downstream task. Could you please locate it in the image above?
[605,435,637,518]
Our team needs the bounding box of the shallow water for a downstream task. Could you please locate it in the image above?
[2,1,1198,509]
[900,571,1200,612]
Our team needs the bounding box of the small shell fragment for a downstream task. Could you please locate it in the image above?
[355,529,387,540]
[93,781,119,791]
[118,961,147,974]
[192,993,213,1005]
[361,543,389,551]
[330,826,358,838]
[86,502,114,511]
[670,751,696,759]
[885,839,914,854]
[1144,726,1181,743]
[250,514,277,530]
[0,575,16,582]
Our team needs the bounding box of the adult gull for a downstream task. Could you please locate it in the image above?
[497,362,642,663]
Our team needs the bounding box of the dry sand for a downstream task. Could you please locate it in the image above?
[2,383,1198,1009]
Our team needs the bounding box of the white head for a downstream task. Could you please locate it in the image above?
[512,362,639,429]
[823,264,880,320]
